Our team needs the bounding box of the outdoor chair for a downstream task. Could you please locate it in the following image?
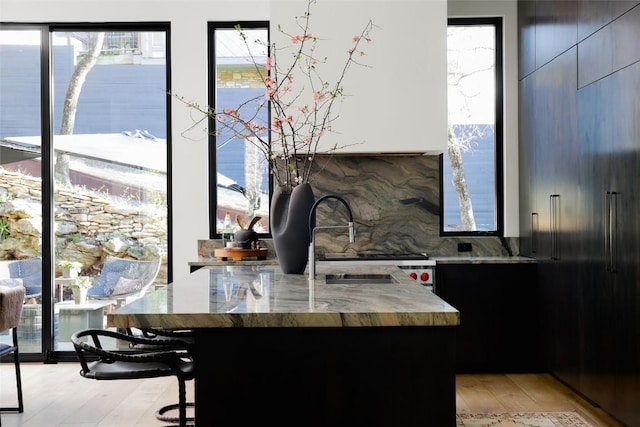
[0,258,42,300]
[71,328,195,427]
[0,285,26,423]
[86,256,161,307]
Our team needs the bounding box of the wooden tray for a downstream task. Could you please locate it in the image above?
[214,248,268,261]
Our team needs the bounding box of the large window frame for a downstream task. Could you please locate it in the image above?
[440,17,504,237]
[0,22,172,362]
[208,21,271,240]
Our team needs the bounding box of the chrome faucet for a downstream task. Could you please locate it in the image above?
[308,195,356,279]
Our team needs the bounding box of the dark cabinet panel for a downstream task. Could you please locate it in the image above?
[607,61,640,427]
[518,74,536,256]
[519,1,640,424]
[577,0,639,41]
[535,1,578,67]
[577,24,613,88]
[577,62,640,427]
[531,47,579,264]
[578,4,640,88]
[577,0,614,40]
[611,4,640,74]
[435,263,542,373]
[518,0,536,79]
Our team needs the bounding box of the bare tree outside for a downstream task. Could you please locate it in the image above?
[56,32,105,184]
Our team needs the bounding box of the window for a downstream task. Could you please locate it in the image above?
[208,22,270,238]
[0,23,170,358]
[441,17,503,236]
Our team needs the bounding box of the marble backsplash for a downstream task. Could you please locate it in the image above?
[201,155,518,259]
[307,154,517,257]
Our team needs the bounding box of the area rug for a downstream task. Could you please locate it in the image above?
[456,411,594,427]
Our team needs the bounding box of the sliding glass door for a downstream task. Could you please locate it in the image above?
[0,24,170,358]
[50,27,169,351]
[0,28,44,357]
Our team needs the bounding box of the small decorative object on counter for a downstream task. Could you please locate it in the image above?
[234,216,261,249]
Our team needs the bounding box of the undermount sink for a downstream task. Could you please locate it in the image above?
[324,273,396,284]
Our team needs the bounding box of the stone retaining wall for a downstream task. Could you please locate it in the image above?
[0,168,168,282]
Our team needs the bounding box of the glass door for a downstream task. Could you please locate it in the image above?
[50,27,169,351]
[0,28,44,355]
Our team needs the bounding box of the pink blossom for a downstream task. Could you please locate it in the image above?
[291,33,313,44]
[265,56,272,71]
[224,108,239,118]
[265,87,277,99]
[313,91,326,102]
[352,36,361,43]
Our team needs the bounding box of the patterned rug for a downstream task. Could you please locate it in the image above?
[456,411,594,427]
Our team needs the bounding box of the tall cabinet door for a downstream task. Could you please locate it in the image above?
[534,47,581,391]
[578,49,640,427]
[576,68,616,414]
[609,60,640,427]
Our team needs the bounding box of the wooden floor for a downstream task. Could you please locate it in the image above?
[0,363,625,426]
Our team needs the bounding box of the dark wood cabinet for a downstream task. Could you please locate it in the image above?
[578,60,640,427]
[435,262,542,373]
[519,1,640,425]
[532,47,582,392]
[534,0,578,67]
[517,73,536,257]
[518,0,536,79]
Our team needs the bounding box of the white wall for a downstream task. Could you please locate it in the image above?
[448,0,519,237]
[271,0,448,155]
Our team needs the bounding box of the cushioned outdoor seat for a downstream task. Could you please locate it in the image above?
[72,328,195,427]
[0,285,26,423]
[86,256,161,306]
[0,258,42,299]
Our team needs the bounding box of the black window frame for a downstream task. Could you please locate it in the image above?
[207,21,271,239]
[440,16,504,237]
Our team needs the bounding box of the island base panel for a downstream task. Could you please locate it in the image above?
[193,326,456,426]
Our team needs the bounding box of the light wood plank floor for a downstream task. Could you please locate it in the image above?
[0,363,625,426]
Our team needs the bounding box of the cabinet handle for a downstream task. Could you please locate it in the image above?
[610,191,617,273]
[531,212,538,254]
[550,195,560,260]
[604,191,618,272]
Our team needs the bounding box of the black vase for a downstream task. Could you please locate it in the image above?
[270,183,315,274]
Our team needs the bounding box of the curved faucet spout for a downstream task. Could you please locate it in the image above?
[308,195,356,279]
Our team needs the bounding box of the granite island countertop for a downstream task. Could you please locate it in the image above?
[108,263,459,329]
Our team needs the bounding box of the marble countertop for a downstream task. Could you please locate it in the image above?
[433,256,536,264]
[108,264,459,329]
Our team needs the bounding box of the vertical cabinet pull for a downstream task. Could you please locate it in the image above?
[531,212,538,254]
[550,194,560,260]
[610,191,617,273]
[605,191,618,273]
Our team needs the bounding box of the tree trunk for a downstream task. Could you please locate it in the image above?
[56,32,105,184]
[447,125,476,231]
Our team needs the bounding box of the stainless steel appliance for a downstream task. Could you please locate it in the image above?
[316,253,435,290]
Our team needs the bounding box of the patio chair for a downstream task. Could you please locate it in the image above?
[71,328,195,427]
[0,285,26,421]
[0,257,42,300]
[86,256,161,307]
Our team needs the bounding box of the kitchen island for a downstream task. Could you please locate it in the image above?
[108,264,459,426]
